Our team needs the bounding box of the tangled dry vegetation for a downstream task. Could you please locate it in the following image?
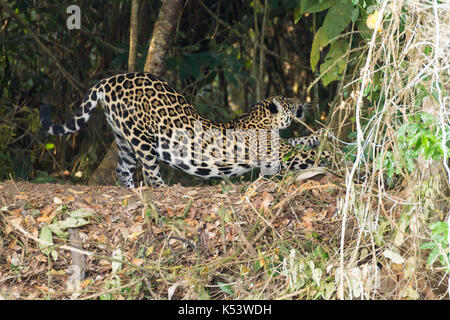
[326,0,450,299]
[0,0,449,300]
[1,174,346,300]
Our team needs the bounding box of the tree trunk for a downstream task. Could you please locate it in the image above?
[89,0,185,186]
[144,0,184,75]
[128,0,140,72]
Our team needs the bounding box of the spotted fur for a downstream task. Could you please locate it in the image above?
[40,72,330,188]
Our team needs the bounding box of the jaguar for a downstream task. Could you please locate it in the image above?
[40,72,330,188]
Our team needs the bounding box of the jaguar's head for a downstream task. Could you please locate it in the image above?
[257,95,305,129]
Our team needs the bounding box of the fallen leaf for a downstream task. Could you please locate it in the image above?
[383,249,405,264]
[301,209,314,231]
[132,258,144,266]
[69,188,84,195]
[128,230,144,240]
[6,208,22,216]
[258,250,265,267]
[165,207,175,217]
[260,192,274,212]
[168,280,187,300]
[240,264,250,275]
[80,278,92,288]
[40,205,54,217]
[83,196,94,205]
[8,238,17,249]
[403,285,419,300]
[37,216,54,223]
[50,269,65,275]
[8,216,24,230]
[32,227,39,238]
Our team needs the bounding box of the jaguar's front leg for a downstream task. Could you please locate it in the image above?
[287,129,329,148]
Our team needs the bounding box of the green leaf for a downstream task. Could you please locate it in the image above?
[310,28,328,71]
[46,207,94,236]
[351,6,360,23]
[322,0,354,39]
[224,70,239,88]
[420,242,436,250]
[310,0,354,70]
[218,282,234,296]
[45,143,55,150]
[429,221,448,235]
[282,149,295,162]
[420,112,435,125]
[39,225,54,256]
[427,247,441,266]
[294,5,302,24]
[68,207,95,219]
[319,39,348,86]
[300,0,337,14]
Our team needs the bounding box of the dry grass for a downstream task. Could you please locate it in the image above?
[328,0,449,299]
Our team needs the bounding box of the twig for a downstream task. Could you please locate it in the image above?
[6,215,94,257]
[80,277,145,300]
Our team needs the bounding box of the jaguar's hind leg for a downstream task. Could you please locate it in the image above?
[129,134,165,187]
[135,151,165,187]
[114,133,137,188]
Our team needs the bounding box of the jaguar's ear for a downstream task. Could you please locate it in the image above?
[268,97,282,114]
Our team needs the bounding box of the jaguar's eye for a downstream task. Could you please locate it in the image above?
[296,107,304,119]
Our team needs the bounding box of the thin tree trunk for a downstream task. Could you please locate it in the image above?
[128,0,140,72]
[252,0,269,101]
[89,0,184,186]
[257,0,269,100]
[144,0,184,75]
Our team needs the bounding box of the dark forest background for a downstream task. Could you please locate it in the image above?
[0,0,377,186]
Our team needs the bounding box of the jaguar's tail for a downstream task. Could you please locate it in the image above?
[40,88,102,136]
